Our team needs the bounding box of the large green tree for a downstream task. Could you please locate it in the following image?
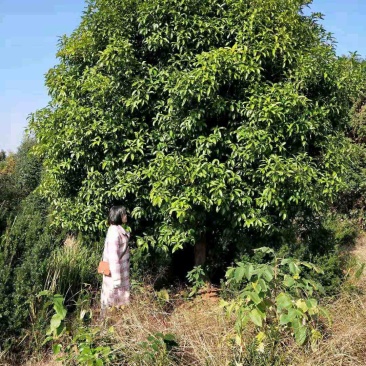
[30,0,359,259]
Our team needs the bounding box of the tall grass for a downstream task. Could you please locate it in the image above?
[46,236,100,301]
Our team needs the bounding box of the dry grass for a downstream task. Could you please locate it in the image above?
[2,285,236,366]
[24,359,60,366]
[299,293,366,366]
[0,356,59,366]
[10,234,366,366]
[292,234,366,366]
[107,285,235,366]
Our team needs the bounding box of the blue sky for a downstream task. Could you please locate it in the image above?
[1,0,366,152]
[0,0,85,152]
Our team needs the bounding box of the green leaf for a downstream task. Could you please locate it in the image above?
[53,295,67,319]
[249,308,264,327]
[253,247,275,255]
[300,261,320,272]
[257,278,268,292]
[38,290,51,297]
[52,344,62,355]
[49,314,62,333]
[243,291,262,305]
[234,266,246,282]
[305,299,317,309]
[96,359,104,366]
[276,293,292,310]
[296,299,308,313]
[56,323,65,337]
[163,333,176,342]
[292,319,307,345]
[283,275,295,287]
[261,267,274,282]
[289,262,301,276]
[279,313,291,325]
[42,336,54,346]
[244,264,254,281]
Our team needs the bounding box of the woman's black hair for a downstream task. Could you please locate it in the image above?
[108,206,127,225]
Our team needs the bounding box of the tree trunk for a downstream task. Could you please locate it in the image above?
[194,232,207,266]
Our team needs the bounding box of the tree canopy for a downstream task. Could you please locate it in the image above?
[30,0,360,253]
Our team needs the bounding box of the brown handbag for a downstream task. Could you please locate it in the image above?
[98,261,111,276]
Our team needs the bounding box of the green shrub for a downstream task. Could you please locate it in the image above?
[0,193,64,349]
[0,137,42,236]
[42,292,121,366]
[334,86,366,223]
[322,215,359,246]
[222,247,328,364]
[137,332,178,366]
[186,265,208,296]
[231,215,355,296]
[12,136,43,197]
[0,165,17,234]
[230,329,287,366]
[292,215,357,295]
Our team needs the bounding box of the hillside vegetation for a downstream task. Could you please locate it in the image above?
[1,0,366,365]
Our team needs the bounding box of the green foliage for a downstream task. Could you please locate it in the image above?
[324,216,358,246]
[156,288,170,304]
[215,214,349,297]
[63,329,113,366]
[292,215,356,294]
[129,241,171,283]
[230,328,288,366]
[332,58,366,222]
[42,293,117,366]
[0,155,17,233]
[139,332,178,366]
[186,265,207,296]
[222,247,328,351]
[39,291,67,340]
[0,193,64,347]
[53,325,115,366]
[47,236,100,300]
[12,136,43,196]
[0,137,42,234]
[30,0,360,256]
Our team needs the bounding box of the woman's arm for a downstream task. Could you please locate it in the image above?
[119,228,129,257]
[107,226,122,288]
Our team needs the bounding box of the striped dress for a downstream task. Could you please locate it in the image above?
[101,225,130,309]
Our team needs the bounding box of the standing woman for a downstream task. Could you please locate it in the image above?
[101,206,130,311]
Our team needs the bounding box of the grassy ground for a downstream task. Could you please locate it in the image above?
[295,234,366,366]
[10,234,366,366]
